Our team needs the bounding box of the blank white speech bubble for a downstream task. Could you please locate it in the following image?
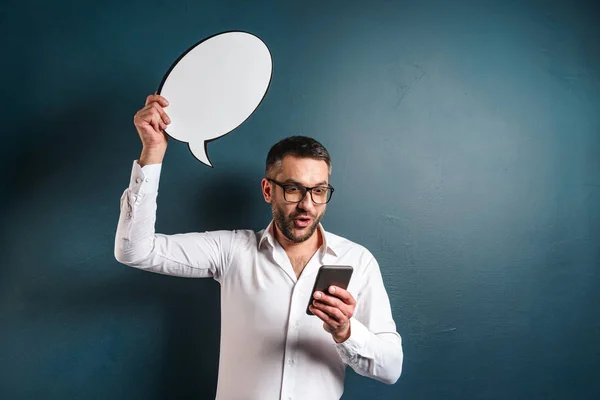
[157,31,273,167]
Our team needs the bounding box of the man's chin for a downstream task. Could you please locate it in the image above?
[272,208,322,244]
[287,223,318,243]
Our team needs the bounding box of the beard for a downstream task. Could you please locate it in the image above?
[272,204,325,243]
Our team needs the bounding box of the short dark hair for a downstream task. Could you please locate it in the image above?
[266,136,331,177]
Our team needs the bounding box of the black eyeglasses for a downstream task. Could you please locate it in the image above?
[267,178,334,204]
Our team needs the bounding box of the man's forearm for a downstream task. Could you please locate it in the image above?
[114,161,162,265]
[335,318,403,385]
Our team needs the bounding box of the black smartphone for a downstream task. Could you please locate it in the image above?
[306,265,354,315]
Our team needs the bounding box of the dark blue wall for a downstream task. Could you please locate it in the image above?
[1,0,599,399]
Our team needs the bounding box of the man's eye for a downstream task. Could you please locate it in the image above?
[285,186,301,193]
[313,187,328,195]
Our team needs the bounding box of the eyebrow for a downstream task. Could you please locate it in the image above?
[282,178,329,186]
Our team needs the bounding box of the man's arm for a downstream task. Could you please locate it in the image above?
[334,257,403,384]
[310,257,403,384]
[114,94,235,282]
[114,160,235,281]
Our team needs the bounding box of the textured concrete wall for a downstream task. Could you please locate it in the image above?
[1,0,598,399]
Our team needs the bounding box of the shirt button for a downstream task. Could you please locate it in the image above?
[136,178,141,184]
[288,359,295,365]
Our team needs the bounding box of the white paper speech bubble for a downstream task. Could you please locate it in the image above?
[157,31,273,167]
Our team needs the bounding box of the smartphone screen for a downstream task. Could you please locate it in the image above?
[306,265,353,315]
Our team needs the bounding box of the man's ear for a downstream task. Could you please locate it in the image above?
[261,178,272,203]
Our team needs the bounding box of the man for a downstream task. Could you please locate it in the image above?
[115,94,403,400]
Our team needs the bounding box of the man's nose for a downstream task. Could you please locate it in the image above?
[298,190,315,211]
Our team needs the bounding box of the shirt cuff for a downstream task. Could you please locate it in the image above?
[129,160,162,195]
[334,317,369,361]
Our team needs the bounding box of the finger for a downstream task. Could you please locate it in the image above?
[328,286,356,306]
[313,300,346,323]
[309,305,338,326]
[145,94,169,107]
[134,104,152,120]
[150,112,161,133]
[314,292,345,309]
[135,107,159,129]
[137,104,169,128]
[150,102,171,125]
[134,104,159,125]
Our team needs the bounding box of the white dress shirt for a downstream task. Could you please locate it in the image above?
[114,161,403,400]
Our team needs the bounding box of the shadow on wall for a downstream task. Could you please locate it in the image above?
[0,91,259,399]
[188,170,263,232]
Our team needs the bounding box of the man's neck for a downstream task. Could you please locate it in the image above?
[272,223,322,278]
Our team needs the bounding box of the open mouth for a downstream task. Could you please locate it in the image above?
[294,216,312,228]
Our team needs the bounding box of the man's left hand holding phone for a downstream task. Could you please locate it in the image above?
[309,285,357,343]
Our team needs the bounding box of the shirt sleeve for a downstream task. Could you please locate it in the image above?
[114,160,235,282]
[334,256,404,384]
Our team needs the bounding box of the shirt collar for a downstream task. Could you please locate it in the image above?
[258,220,339,258]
